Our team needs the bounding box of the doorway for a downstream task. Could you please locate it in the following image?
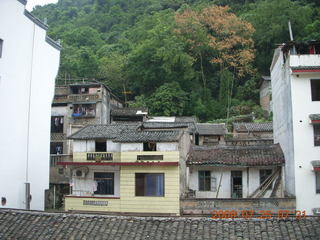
[231,171,243,198]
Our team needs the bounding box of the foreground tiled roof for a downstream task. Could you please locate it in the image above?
[1,210,319,240]
[233,122,273,133]
[197,123,227,135]
[111,108,148,116]
[187,144,284,166]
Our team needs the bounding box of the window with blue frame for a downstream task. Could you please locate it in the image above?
[135,173,164,196]
[94,172,114,195]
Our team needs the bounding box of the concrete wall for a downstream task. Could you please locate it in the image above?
[121,143,143,152]
[0,0,60,210]
[290,71,320,214]
[157,142,178,151]
[73,140,95,152]
[271,48,295,196]
[188,166,279,198]
[181,198,296,215]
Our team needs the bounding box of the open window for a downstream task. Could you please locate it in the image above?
[135,173,164,196]
[94,172,114,195]
[50,142,63,155]
[143,142,156,151]
[51,116,64,133]
[260,169,273,190]
[72,104,96,117]
[314,124,320,146]
[311,80,320,101]
[95,141,107,152]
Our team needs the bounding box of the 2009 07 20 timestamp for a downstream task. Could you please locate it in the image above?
[211,210,306,219]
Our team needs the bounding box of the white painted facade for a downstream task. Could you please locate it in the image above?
[271,47,320,214]
[188,166,278,198]
[0,0,60,210]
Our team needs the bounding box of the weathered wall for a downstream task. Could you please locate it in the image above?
[188,166,279,198]
[121,143,143,152]
[271,48,295,197]
[181,198,296,215]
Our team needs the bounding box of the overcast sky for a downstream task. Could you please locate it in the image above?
[26,0,58,11]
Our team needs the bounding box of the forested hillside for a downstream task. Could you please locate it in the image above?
[32,0,320,121]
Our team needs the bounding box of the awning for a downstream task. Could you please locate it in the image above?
[309,114,320,124]
[311,160,320,171]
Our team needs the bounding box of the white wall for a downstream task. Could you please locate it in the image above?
[0,0,60,210]
[157,142,178,151]
[73,140,95,152]
[290,71,320,214]
[188,166,277,198]
[271,48,295,196]
[121,143,143,152]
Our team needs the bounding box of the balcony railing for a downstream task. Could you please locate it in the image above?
[68,93,100,102]
[137,155,163,161]
[50,154,73,166]
[87,152,113,161]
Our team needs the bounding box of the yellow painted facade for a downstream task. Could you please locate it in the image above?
[65,165,180,215]
[73,151,179,163]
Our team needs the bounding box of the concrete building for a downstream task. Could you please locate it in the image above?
[271,41,320,215]
[57,123,191,215]
[49,81,123,208]
[0,0,61,210]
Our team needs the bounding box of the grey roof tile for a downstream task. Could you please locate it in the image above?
[187,144,285,166]
[233,122,273,132]
[114,130,182,142]
[0,210,319,240]
[196,123,226,135]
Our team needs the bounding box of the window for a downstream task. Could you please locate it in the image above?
[143,142,156,151]
[94,172,114,195]
[51,116,64,133]
[316,172,320,194]
[95,141,107,152]
[0,39,3,58]
[311,80,320,101]
[50,142,63,154]
[260,169,273,190]
[135,173,164,196]
[314,125,320,146]
[199,171,211,191]
[72,104,96,117]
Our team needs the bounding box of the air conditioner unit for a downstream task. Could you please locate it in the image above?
[73,169,85,178]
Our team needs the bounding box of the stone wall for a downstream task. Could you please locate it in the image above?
[181,198,296,215]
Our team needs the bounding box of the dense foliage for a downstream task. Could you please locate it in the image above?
[32,0,320,121]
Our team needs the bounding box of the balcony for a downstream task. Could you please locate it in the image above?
[50,154,73,166]
[290,54,320,68]
[72,151,179,163]
[68,93,101,103]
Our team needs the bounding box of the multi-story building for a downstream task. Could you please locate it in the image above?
[0,0,61,210]
[271,41,320,215]
[48,81,123,208]
[57,122,191,215]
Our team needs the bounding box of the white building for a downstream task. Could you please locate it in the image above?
[0,0,61,210]
[271,41,320,215]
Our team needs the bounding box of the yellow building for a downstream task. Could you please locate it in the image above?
[58,123,191,216]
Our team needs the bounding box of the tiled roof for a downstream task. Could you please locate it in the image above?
[69,124,140,140]
[187,144,284,166]
[142,122,196,132]
[111,108,148,116]
[175,116,197,123]
[309,114,320,121]
[196,123,226,135]
[233,122,273,133]
[0,210,319,240]
[114,130,182,142]
[69,123,183,142]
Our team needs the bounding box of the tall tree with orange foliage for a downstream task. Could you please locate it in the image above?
[175,5,255,118]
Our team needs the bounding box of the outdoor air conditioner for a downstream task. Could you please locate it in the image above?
[73,169,86,178]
